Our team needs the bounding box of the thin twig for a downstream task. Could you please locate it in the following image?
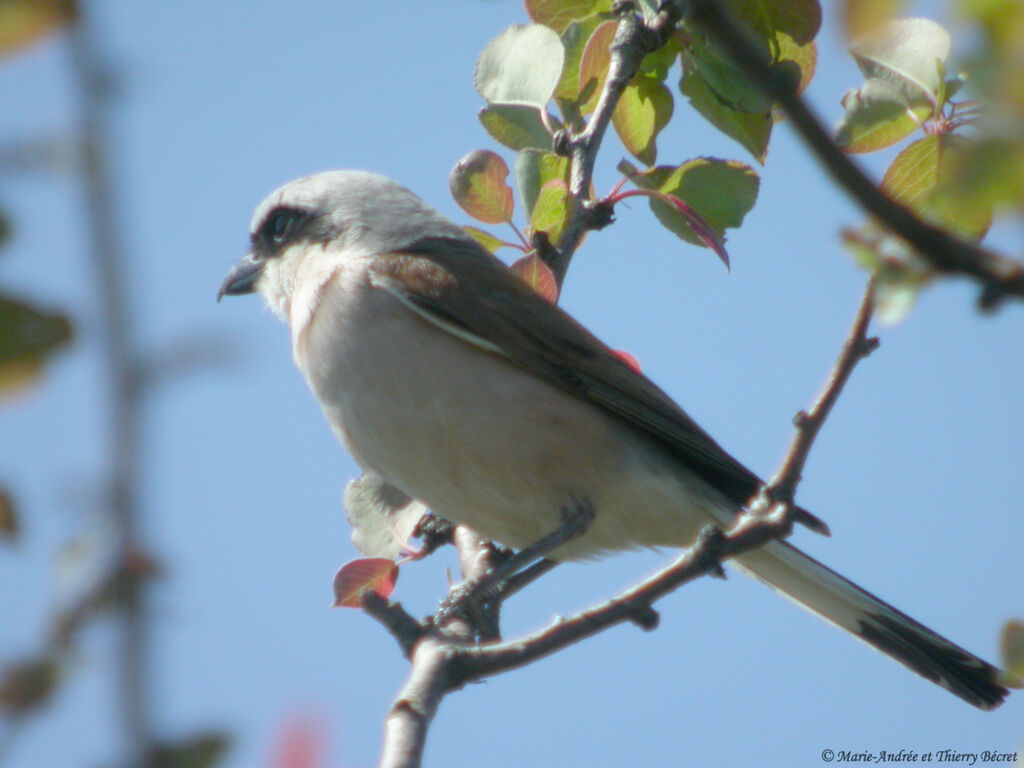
[685,0,1024,310]
[69,16,153,768]
[361,593,424,659]
[768,278,879,503]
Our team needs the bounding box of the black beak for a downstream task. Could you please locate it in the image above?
[217,253,264,301]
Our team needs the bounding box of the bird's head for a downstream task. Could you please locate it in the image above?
[218,170,465,321]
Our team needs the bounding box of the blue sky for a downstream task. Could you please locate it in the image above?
[1,1,1022,767]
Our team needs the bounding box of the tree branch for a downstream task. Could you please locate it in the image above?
[551,2,682,284]
[685,0,1024,310]
[450,517,770,682]
[361,593,424,659]
[767,277,879,504]
[69,15,154,767]
[372,526,492,768]
[378,637,455,768]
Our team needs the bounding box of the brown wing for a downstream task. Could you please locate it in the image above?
[368,235,770,514]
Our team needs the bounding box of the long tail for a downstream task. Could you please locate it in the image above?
[732,540,1015,710]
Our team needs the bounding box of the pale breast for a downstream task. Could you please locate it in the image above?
[294,270,723,558]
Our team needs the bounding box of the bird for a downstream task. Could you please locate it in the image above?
[219,169,1014,710]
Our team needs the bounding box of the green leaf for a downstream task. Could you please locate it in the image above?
[638,36,682,81]
[836,78,930,153]
[679,0,819,144]
[678,64,772,162]
[683,35,772,114]
[0,0,77,58]
[944,136,1024,213]
[462,226,508,254]
[514,149,569,221]
[0,208,10,248]
[525,0,611,34]
[475,24,565,109]
[881,134,992,239]
[776,34,816,97]
[621,159,759,245]
[479,104,554,152]
[530,179,572,246]
[613,76,673,165]
[557,13,610,103]
[577,20,617,114]
[344,474,427,560]
[449,150,515,225]
[719,0,822,100]
[850,18,951,103]
[881,135,943,202]
[725,0,821,46]
[0,294,73,398]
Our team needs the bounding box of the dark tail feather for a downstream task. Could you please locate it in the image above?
[733,540,1016,710]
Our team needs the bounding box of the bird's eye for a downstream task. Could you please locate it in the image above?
[265,209,296,245]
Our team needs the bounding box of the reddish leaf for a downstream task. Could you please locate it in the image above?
[577,20,617,114]
[449,150,515,224]
[612,349,642,374]
[274,716,324,768]
[332,557,398,608]
[657,192,730,268]
[510,253,559,302]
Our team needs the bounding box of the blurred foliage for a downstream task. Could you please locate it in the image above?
[0,0,76,57]
[0,484,17,540]
[836,3,1024,321]
[0,655,62,718]
[151,733,232,768]
[1001,619,1024,681]
[0,294,73,397]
